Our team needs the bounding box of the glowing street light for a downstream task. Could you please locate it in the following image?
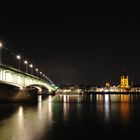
[16,55,21,70]
[35,68,39,76]
[29,64,33,74]
[0,42,2,47]
[0,42,3,64]
[39,71,42,78]
[24,60,28,73]
[40,72,42,77]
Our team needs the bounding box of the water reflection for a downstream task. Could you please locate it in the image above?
[58,94,134,123]
[90,94,92,102]
[96,94,132,123]
[63,99,69,121]
[63,95,67,103]
[96,94,104,103]
[38,95,42,102]
[104,94,110,122]
[0,95,55,140]
[18,106,24,126]
[120,95,130,122]
[48,95,53,123]
[60,94,82,103]
[1,94,140,139]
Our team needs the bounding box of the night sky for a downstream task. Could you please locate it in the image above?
[0,2,140,86]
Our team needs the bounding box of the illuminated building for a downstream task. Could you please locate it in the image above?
[120,75,129,89]
[106,82,110,88]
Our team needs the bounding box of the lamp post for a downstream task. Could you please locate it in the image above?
[0,42,3,65]
[43,74,46,79]
[35,68,38,76]
[43,74,45,80]
[16,55,21,70]
[40,71,42,78]
[29,64,33,74]
[24,60,28,73]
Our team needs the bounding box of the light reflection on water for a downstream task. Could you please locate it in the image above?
[104,94,110,122]
[0,95,55,140]
[0,94,140,139]
[96,94,131,123]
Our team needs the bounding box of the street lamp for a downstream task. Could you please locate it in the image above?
[24,60,28,73]
[0,42,2,47]
[29,64,33,74]
[43,74,45,77]
[39,71,42,78]
[0,42,3,65]
[35,68,38,76]
[16,55,21,70]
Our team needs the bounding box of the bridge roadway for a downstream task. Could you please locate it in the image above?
[0,64,57,93]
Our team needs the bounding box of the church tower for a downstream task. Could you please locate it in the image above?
[120,75,129,89]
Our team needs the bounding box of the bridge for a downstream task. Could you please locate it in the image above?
[0,64,57,93]
[0,42,58,95]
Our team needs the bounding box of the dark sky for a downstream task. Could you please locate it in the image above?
[0,2,140,86]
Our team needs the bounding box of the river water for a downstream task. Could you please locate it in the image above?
[0,94,140,140]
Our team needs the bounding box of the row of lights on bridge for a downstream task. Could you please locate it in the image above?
[0,42,53,84]
[16,55,45,77]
